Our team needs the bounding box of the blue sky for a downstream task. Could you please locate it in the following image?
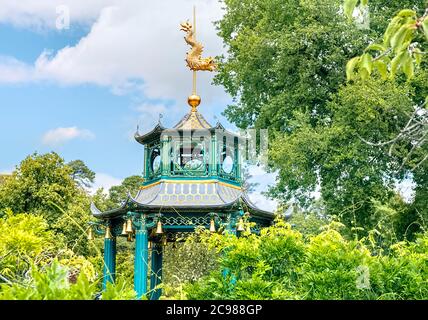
[0,0,278,210]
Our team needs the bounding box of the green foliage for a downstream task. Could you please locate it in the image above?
[0,152,77,223]
[287,203,331,237]
[92,175,143,211]
[0,152,98,256]
[102,278,137,300]
[215,0,428,244]
[108,175,141,207]
[269,74,427,241]
[185,220,428,300]
[347,6,428,81]
[68,160,96,188]
[300,228,373,299]
[52,192,95,256]
[0,260,135,300]
[163,241,218,298]
[215,0,368,130]
[0,210,58,281]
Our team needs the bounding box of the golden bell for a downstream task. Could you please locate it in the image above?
[105,226,112,239]
[237,218,245,232]
[121,222,127,235]
[127,233,133,242]
[87,228,94,241]
[125,219,133,234]
[209,219,216,233]
[156,220,163,235]
[162,236,167,247]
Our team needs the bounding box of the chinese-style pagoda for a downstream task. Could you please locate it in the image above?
[89,8,274,300]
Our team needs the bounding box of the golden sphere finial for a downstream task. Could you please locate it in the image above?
[188,94,201,112]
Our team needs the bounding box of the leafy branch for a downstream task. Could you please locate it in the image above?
[346,8,428,81]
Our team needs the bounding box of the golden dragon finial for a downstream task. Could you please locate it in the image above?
[180,7,217,112]
[180,20,217,72]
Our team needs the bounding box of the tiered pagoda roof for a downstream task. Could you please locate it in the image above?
[91,179,273,219]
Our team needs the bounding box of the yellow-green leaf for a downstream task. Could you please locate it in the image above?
[397,9,416,18]
[422,18,428,41]
[360,53,373,76]
[413,48,422,65]
[384,16,403,46]
[346,56,360,81]
[365,43,387,52]
[374,60,388,80]
[360,68,369,81]
[390,51,405,78]
[390,24,414,53]
[401,51,414,79]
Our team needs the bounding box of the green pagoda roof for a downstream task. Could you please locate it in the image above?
[90,180,273,220]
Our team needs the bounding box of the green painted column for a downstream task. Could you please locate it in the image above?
[161,137,170,176]
[102,236,116,290]
[235,140,242,182]
[149,242,163,300]
[210,134,218,176]
[134,217,148,299]
[222,213,235,278]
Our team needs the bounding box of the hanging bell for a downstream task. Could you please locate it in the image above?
[156,220,163,235]
[125,219,133,234]
[127,233,133,242]
[87,227,94,241]
[121,222,127,235]
[236,218,245,232]
[162,236,167,246]
[105,226,113,239]
[209,219,216,233]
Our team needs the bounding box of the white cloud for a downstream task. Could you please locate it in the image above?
[0,0,229,107]
[0,56,35,83]
[134,102,169,131]
[42,126,95,146]
[0,0,113,29]
[89,172,123,195]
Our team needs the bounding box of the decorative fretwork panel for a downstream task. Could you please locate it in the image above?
[162,215,211,226]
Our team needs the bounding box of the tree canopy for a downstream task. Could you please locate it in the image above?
[215,0,428,241]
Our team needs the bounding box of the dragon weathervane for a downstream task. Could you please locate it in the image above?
[180,6,217,111]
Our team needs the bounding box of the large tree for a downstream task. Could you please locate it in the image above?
[0,152,77,222]
[215,0,428,239]
[0,153,96,254]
